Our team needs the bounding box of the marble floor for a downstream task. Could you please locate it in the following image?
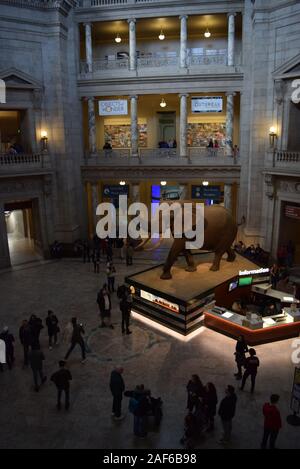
[8,235,42,266]
[0,254,300,449]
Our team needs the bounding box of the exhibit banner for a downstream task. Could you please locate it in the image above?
[140,290,179,313]
[99,100,128,116]
[191,96,223,113]
[103,185,129,198]
[291,367,300,412]
[285,205,300,220]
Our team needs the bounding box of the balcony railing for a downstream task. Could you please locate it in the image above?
[137,54,178,68]
[0,153,49,172]
[276,150,300,163]
[83,148,239,167]
[189,51,227,66]
[265,150,300,171]
[79,0,183,6]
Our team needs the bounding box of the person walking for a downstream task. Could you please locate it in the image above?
[28,346,47,392]
[64,318,86,364]
[186,375,205,412]
[261,394,282,449]
[234,335,248,380]
[106,262,116,293]
[19,319,33,368]
[126,243,134,266]
[93,251,100,274]
[51,360,72,411]
[218,385,237,444]
[110,366,125,420]
[97,285,114,329]
[204,382,218,432]
[29,314,44,349]
[240,348,260,393]
[0,327,15,370]
[46,310,59,350]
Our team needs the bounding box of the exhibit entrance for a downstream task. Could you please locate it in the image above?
[158,112,176,147]
[278,201,300,265]
[4,200,42,266]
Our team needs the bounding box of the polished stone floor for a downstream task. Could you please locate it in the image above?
[0,253,300,449]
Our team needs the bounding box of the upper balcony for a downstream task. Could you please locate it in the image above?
[78,14,243,82]
[265,150,300,175]
[0,152,52,177]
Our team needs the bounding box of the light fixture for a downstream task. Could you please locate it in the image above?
[158,29,165,41]
[160,98,167,108]
[119,181,126,186]
[161,181,167,186]
[204,28,211,38]
[202,181,209,186]
[269,126,277,147]
[41,130,48,151]
[115,33,122,44]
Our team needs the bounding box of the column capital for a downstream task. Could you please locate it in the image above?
[225,92,237,97]
[130,95,139,100]
[227,12,237,18]
[83,22,93,28]
[179,93,189,98]
[179,15,188,20]
[127,18,136,24]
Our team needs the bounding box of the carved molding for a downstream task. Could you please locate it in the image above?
[265,174,275,200]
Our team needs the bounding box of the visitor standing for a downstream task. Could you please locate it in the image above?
[29,314,44,349]
[28,346,47,392]
[0,327,15,370]
[46,310,60,350]
[51,360,72,411]
[234,335,248,380]
[19,319,32,368]
[64,318,86,364]
[240,348,260,393]
[218,385,237,444]
[261,394,282,450]
[97,285,114,329]
[204,382,218,432]
[126,243,134,266]
[270,264,280,290]
[186,375,205,412]
[106,261,116,293]
[110,366,125,420]
[120,287,132,335]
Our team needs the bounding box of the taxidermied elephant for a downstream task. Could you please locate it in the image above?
[135,204,237,280]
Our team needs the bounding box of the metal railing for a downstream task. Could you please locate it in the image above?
[79,0,183,5]
[189,51,227,66]
[137,54,178,68]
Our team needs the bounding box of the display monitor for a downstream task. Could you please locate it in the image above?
[228,280,238,292]
[238,276,253,287]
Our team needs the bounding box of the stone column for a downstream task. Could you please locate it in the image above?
[87,97,97,154]
[179,16,188,68]
[84,23,93,73]
[91,182,99,231]
[128,19,137,71]
[130,95,139,157]
[226,92,236,156]
[0,204,11,269]
[227,13,236,66]
[179,94,189,158]
[224,184,233,213]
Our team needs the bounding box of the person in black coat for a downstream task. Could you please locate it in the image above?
[110,366,125,420]
[28,346,47,392]
[51,360,72,411]
[29,314,44,349]
[234,335,248,380]
[240,348,260,393]
[97,285,113,329]
[186,375,205,412]
[204,382,218,431]
[19,319,33,367]
[218,385,237,444]
[64,318,86,363]
[0,327,15,370]
[119,287,132,335]
[46,310,59,350]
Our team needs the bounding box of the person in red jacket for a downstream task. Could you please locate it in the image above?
[261,394,282,449]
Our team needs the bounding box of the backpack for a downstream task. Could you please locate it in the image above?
[129,397,140,414]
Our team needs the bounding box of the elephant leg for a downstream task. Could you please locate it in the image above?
[161,238,186,280]
[227,248,236,263]
[184,250,197,272]
[210,250,224,272]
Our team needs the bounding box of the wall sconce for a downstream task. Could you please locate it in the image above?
[269,126,277,147]
[41,130,48,151]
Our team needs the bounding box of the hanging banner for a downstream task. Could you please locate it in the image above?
[99,100,128,116]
